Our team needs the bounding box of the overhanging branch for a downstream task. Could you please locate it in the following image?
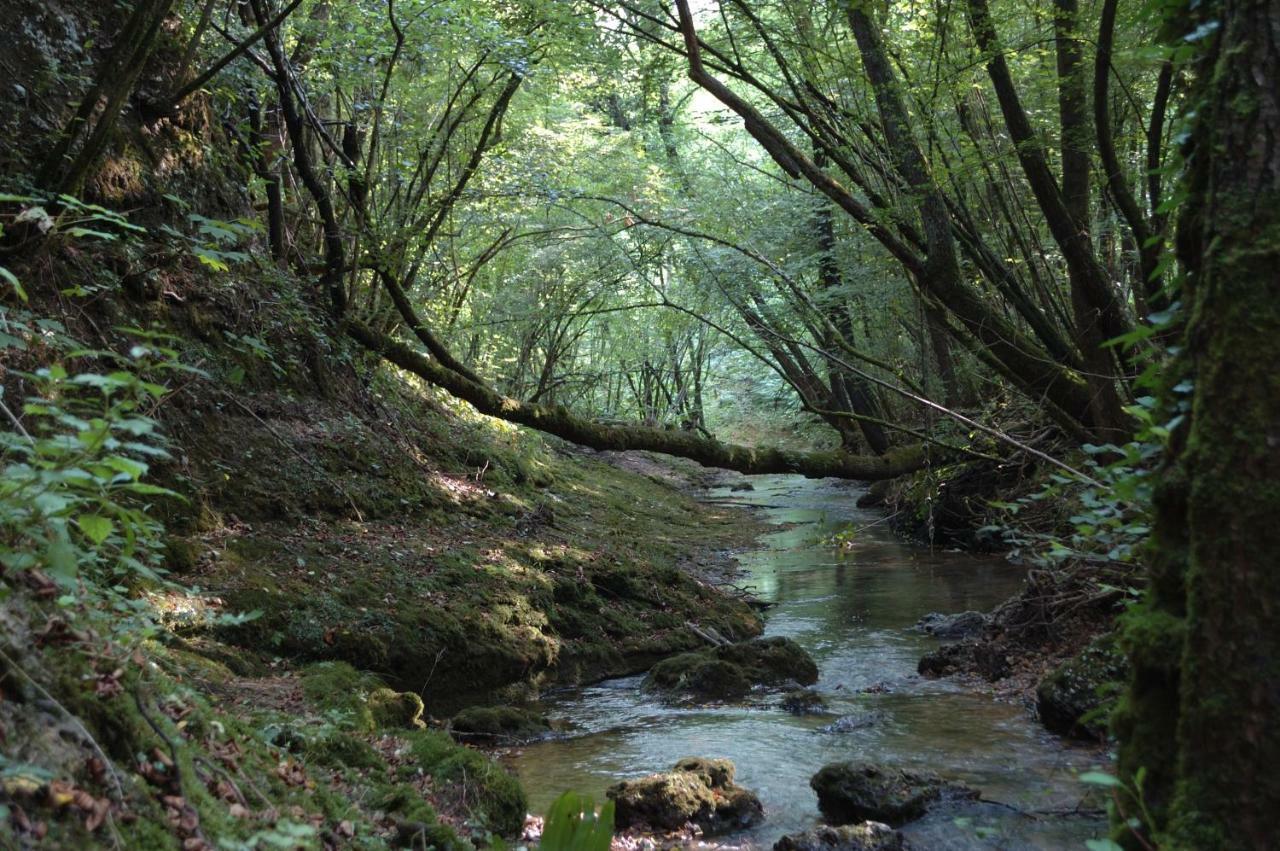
[346,320,936,480]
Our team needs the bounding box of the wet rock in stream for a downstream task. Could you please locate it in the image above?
[774,822,907,851]
[607,757,764,836]
[1035,632,1128,739]
[917,641,1010,681]
[644,636,818,700]
[781,688,828,715]
[914,610,988,640]
[810,762,978,827]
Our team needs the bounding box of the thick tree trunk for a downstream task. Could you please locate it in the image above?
[1115,1,1280,847]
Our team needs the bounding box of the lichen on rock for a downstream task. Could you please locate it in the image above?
[607,757,764,836]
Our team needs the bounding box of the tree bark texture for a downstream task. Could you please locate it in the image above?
[1115,1,1280,847]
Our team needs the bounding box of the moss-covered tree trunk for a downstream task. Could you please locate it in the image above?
[1115,0,1280,846]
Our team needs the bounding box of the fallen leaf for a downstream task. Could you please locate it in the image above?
[85,799,110,832]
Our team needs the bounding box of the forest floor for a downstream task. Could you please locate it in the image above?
[2,275,773,848]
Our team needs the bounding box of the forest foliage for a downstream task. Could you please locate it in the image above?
[2,0,1276,848]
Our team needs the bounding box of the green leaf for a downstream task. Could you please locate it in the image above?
[1079,771,1124,788]
[44,529,80,584]
[77,514,114,545]
[0,266,28,303]
[1085,840,1125,851]
[65,227,119,241]
[102,456,148,480]
[540,791,614,851]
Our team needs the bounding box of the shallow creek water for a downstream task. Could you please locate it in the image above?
[508,475,1109,849]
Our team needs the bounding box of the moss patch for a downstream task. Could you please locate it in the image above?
[203,442,763,714]
[450,706,551,743]
[399,730,528,836]
[1036,632,1129,740]
[645,636,818,700]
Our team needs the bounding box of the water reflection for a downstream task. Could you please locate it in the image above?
[508,476,1107,849]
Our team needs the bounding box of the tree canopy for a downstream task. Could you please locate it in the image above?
[5,0,1279,846]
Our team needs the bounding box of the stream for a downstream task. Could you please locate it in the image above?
[509,475,1110,849]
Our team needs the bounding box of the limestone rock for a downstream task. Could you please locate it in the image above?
[608,757,764,836]
[1036,633,1128,739]
[774,822,907,851]
[645,636,819,700]
[810,763,977,827]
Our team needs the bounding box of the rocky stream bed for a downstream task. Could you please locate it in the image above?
[503,475,1113,849]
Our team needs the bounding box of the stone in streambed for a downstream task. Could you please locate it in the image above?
[914,611,988,641]
[917,641,1009,681]
[782,688,828,715]
[607,757,764,836]
[774,822,907,851]
[810,762,977,827]
[1036,632,1128,739]
[645,636,818,700]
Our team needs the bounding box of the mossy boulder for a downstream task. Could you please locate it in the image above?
[1036,632,1129,740]
[372,785,466,850]
[782,688,828,715]
[300,661,382,731]
[672,756,737,788]
[163,535,202,574]
[370,688,426,730]
[645,637,818,700]
[773,822,906,851]
[914,611,987,641]
[449,705,551,743]
[810,763,977,827]
[607,757,763,836]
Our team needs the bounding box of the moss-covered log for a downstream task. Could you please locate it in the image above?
[347,320,934,481]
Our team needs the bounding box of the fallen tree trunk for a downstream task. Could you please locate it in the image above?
[346,320,936,480]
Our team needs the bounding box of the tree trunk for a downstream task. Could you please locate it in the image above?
[37,0,177,195]
[1115,1,1280,846]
